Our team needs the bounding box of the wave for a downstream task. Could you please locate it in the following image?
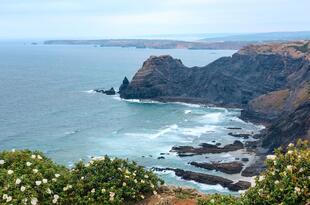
[64,130,80,136]
[125,124,179,139]
[178,125,216,138]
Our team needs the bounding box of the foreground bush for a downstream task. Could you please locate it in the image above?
[197,140,310,205]
[0,150,163,205]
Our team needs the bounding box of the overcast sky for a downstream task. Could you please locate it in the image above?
[1,0,310,39]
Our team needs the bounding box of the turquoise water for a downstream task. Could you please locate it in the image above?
[0,44,261,193]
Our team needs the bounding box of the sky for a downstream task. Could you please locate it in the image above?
[0,0,310,40]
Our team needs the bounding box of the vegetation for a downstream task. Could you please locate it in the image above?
[0,151,163,204]
[0,140,309,205]
[198,140,310,205]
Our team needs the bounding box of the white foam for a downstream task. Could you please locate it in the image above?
[125,124,179,139]
[184,110,192,114]
[178,125,217,137]
[201,112,224,123]
[172,102,201,108]
[82,90,96,94]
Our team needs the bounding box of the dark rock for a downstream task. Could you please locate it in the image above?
[241,158,249,162]
[153,167,250,192]
[171,140,244,156]
[157,156,165,160]
[228,132,251,139]
[227,127,242,130]
[235,158,240,160]
[227,181,251,191]
[94,87,116,95]
[241,159,266,177]
[190,161,244,174]
[215,143,221,146]
[105,87,116,95]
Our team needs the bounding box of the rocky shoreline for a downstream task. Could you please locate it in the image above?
[97,41,309,192]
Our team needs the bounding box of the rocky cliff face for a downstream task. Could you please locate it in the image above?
[119,41,310,152]
[120,41,310,111]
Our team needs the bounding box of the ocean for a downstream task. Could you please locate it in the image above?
[0,44,262,194]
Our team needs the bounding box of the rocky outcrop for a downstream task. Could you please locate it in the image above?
[94,87,116,95]
[153,168,251,191]
[171,141,244,156]
[190,161,244,174]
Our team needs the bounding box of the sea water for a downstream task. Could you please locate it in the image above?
[0,43,262,194]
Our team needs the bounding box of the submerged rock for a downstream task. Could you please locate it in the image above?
[94,87,116,95]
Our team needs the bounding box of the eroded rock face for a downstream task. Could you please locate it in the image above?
[260,102,310,153]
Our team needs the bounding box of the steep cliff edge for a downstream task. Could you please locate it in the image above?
[119,41,310,153]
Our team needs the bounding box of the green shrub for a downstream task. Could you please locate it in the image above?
[0,150,69,204]
[241,140,310,205]
[66,156,163,204]
[0,151,163,205]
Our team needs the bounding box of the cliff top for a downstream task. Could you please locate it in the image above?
[238,40,310,60]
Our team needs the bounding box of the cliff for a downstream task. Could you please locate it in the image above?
[119,41,310,152]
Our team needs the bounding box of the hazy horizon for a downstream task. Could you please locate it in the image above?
[1,0,310,40]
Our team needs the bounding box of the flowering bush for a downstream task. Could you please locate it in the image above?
[65,156,163,204]
[0,150,69,204]
[197,140,310,205]
[241,140,310,205]
[0,151,163,205]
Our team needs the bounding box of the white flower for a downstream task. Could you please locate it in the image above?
[109,192,115,197]
[26,162,32,166]
[0,159,5,165]
[6,196,12,202]
[31,197,38,205]
[55,173,60,178]
[91,188,95,193]
[144,174,149,179]
[299,168,304,173]
[63,187,68,191]
[258,175,265,182]
[7,170,14,175]
[81,176,85,180]
[122,182,126,187]
[53,195,59,199]
[288,143,294,147]
[46,188,52,194]
[287,150,293,155]
[52,198,57,204]
[266,155,276,160]
[31,155,36,159]
[21,186,26,192]
[134,179,138,183]
[286,165,293,172]
[141,195,145,199]
[85,163,90,167]
[37,155,42,160]
[101,188,106,193]
[275,180,279,184]
[2,194,8,200]
[153,191,158,195]
[35,181,42,186]
[43,179,48,184]
[23,198,28,204]
[33,169,38,174]
[16,178,22,185]
[52,178,57,182]
[150,183,155,188]
[210,199,215,203]
[294,187,301,194]
[68,185,72,189]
